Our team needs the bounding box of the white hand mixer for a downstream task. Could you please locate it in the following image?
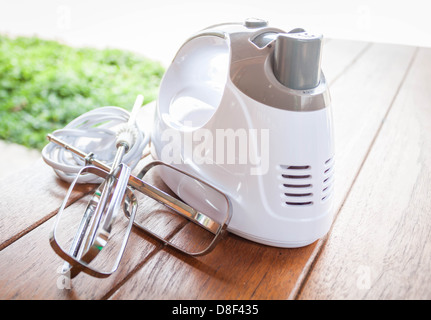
[42,18,335,280]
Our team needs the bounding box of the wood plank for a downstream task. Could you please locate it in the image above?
[109,43,416,300]
[110,234,317,300]
[0,209,160,299]
[0,154,201,299]
[0,159,94,250]
[322,39,371,85]
[297,47,431,300]
[0,171,171,299]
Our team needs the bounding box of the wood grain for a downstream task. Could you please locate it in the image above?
[298,47,431,300]
[0,156,207,299]
[0,159,95,250]
[322,39,371,85]
[0,172,169,299]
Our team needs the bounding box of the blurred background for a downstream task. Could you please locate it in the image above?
[0,0,429,176]
[1,0,429,66]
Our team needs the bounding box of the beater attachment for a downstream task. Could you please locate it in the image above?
[46,96,232,279]
[50,95,144,278]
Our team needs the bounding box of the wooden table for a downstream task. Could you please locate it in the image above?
[1,39,430,300]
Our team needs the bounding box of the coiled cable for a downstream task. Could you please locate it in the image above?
[42,103,149,183]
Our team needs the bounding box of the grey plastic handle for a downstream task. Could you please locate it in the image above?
[273,31,323,90]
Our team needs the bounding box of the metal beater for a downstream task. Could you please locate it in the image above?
[47,96,231,279]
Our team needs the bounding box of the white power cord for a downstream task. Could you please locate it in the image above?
[42,96,149,183]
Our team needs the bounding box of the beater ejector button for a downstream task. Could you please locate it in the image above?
[244,18,268,28]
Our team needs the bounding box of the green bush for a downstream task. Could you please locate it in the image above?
[0,35,165,149]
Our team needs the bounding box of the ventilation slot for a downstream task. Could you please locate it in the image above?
[279,164,313,206]
[322,158,334,201]
[281,165,310,170]
[284,193,313,197]
[285,201,313,206]
[283,184,312,188]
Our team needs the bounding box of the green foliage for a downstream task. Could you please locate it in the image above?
[0,35,164,149]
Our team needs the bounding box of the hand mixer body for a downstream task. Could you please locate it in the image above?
[151,20,335,247]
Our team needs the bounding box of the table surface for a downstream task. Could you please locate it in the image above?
[1,39,430,300]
